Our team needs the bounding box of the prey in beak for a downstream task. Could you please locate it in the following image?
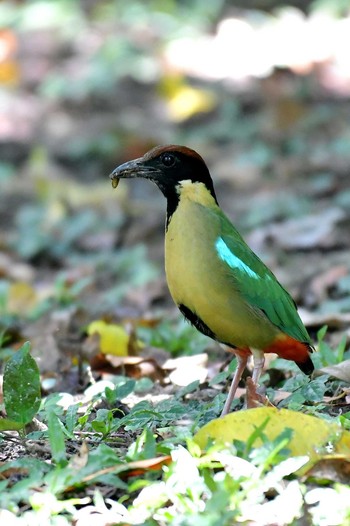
[111,177,119,189]
[109,156,160,189]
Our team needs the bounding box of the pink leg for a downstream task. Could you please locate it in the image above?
[221,354,248,417]
[251,349,265,385]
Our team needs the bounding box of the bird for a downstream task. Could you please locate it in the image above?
[110,145,314,416]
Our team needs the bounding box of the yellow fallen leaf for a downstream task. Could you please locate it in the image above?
[7,282,38,316]
[194,407,350,471]
[87,320,130,357]
[159,74,216,122]
[167,85,216,121]
[0,60,19,85]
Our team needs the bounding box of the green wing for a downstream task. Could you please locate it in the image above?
[216,211,311,344]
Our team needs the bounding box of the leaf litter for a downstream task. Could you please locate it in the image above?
[1,3,350,524]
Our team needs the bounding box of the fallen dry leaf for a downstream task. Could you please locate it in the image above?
[87,320,132,357]
[90,354,166,382]
[300,309,350,330]
[245,377,272,408]
[68,455,172,487]
[306,265,349,306]
[164,353,208,386]
[194,407,350,474]
[320,360,350,383]
[0,253,34,281]
[259,208,345,251]
[305,457,350,484]
[68,441,89,472]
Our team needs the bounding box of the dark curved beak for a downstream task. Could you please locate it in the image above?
[109,157,159,188]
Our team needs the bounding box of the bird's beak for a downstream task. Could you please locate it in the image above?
[109,157,159,188]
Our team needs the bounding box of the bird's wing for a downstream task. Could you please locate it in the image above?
[216,211,311,344]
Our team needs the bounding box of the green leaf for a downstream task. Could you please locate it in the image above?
[176,380,200,399]
[47,410,67,465]
[65,403,80,437]
[127,428,157,460]
[0,418,25,431]
[115,379,136,400]
[250,428,293,469]
[45,443,127,493]
[3,342,41,425]
[317,325,328,342]
[91,409,113,437]
[299,375,328,402]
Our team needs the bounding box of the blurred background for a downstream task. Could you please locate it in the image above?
[1,0,350,375]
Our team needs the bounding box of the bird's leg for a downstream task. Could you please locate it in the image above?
[221,353,248,417]
[251,349,265,386]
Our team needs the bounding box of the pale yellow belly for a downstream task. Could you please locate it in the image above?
[165,200,278,349]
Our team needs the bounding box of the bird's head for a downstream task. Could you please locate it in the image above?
[110,145,217,204]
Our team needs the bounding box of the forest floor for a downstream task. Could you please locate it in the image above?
[1,5,350,524]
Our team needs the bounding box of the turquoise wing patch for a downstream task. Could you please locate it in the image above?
[215,237,259,280]
[215,213,311,344]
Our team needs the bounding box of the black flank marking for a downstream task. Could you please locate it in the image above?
[179,304,217,340]
[165,190,180,230]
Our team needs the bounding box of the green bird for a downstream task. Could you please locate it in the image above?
[110,145,314,415]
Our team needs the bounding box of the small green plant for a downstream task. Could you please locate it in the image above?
[269,325,349,411]
[0,330,14,361]
[314,325,348,367]
[0,341,41,433]
[138,317,210,356]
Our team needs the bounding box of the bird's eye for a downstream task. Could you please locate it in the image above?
[161,153,175,167]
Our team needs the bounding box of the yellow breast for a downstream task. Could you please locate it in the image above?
[164,181,278,349]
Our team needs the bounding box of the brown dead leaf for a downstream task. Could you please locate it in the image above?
[76,455,171,486]
[120,456,171,479]
[322,391,348,404]
[0,465,28,481]
[301,310,350,330]
[260,208,345,251]
[305,457,350,484]
[320,360,350,383]
[0,253,34,281]
[268,390,291,404]
[69,441,89,472]
[306,265,349,306]
[245,377,272,408]
[140,346,169,366]
[90,354,166,382]
[23,313,63,373]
